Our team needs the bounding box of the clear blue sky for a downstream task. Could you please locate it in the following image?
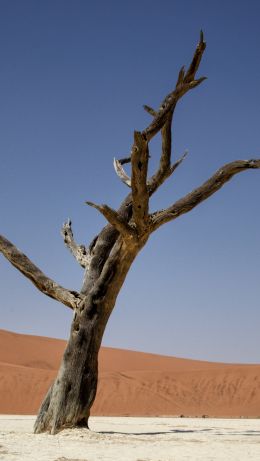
[0,0,259,363]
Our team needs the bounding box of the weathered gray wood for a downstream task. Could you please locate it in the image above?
[147,115,172,194]
[86,201,137,240]
[1,32,259,435]
[113,158,131,187]
[142,35,206,194]
[0,234,83,310]
[34,235,145,434]
[150,159,260,231]
[143,35,206,142]
[61,219,91,269]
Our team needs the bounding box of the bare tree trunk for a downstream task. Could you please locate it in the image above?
[34,235,143,434]
[34,302,107,434]
[1,32,259,435]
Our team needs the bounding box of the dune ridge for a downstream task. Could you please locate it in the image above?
[0,329,259,417]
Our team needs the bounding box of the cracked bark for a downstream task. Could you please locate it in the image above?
[1,32,259,434]
[34,235,145,434]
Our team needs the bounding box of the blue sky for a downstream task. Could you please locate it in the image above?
[0,0,259,363]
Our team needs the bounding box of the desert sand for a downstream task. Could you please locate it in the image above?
[0,329,260,417]
[0,415,260,461]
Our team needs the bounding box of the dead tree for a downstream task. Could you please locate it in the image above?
[0,33,259,434]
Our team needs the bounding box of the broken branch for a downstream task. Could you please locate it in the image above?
[61,219,91,269]
[86,201,137,239]
[113,158,131,187]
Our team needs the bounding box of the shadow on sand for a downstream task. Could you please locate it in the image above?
[98,428,211,436]
[98,428,260,437]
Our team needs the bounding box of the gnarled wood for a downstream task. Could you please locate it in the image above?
[150,159,260,231]
[113,158,131,187]
[143,34,206,142]
[86,201,137,240]
[34,235,143,434]
[1,33,259,435]
[61,219,91,269]
[0,234,83,310]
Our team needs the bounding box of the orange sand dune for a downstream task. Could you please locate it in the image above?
[0,329,259,417]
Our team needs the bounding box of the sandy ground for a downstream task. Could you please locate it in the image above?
[0,416,259,461]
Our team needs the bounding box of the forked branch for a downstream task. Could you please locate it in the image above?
[61,219,91,269]
[0,234,83,309]
[89,34,259,248]
[114,148,188,195]
[143,32,206,142]
[144,32,206,194]
[114,32,206,203]
[150,159,260,231]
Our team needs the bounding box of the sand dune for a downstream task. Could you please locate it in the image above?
[0,329,260,417]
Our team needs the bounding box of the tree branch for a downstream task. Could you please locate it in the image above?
[148,149,188,195]
[86,201,137,239]
[113,158,131,188]
[183,30,206,83]
[150,159,260,231]
[169,150,189,173]
[61,219,91,269]
[118,156,131,165]
[147,114,173,193]
[143,32,206,142]
[143,105,157,117]
[114,33,206,204]
[141,32,206,197]
[131,131,150,233]
[0,235,83,310]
